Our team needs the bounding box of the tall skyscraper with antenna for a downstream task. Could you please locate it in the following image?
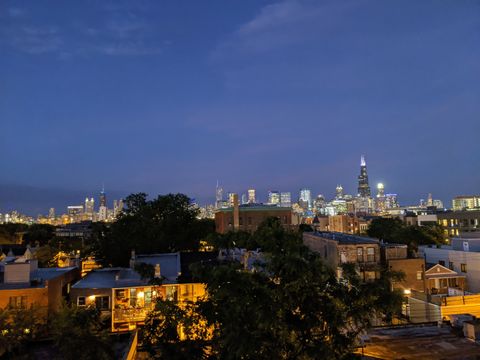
[357,155,371,197]
[215,181,224,209]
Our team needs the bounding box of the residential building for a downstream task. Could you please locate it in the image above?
[452,195,480,211]
[70,252,210,332]
[420,235,480,292]
[0,258,79,320]
[437,210,480,236]
[303,232,381,280]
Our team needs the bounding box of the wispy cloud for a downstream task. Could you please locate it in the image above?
[8,7,25,18]
[2,4,163,57]
[11,26,62,54]
[97,41,161,56]
[212,0,357,59]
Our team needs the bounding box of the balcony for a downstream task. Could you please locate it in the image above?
[113,303,155,323]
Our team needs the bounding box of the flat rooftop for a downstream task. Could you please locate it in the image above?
[360,325,480,359]
[309,231,380,245]
[216,204,291,212]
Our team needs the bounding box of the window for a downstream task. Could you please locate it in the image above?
[77,296,86,306]
[461,263,467,273]
[449,262,454,270]
[416,271,423,280]
[9,296,27,309]
[367,247,375,262]
[439,260,445,266]
[95,296,109,310]
[130,289,137,306]
[356,248,364,262]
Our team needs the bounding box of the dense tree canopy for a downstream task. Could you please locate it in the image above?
[49,305,113,360]
[142,218,404,359]
[367,218,445,255]
[93,193,215,266]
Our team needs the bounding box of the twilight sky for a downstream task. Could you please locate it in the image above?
[1,0,479,215]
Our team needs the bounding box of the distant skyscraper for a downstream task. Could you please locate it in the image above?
[376,183,386,213]
[85,197,95,215]
[427,193,433,207]
[100,185,106,207]
[48,207,55,219]
[313,195,325,211]
[385,194,399,209]
[299,188,312,210]
[357,155,371,197]
[215,181,224,209]
[98,186,107,221]
[113,199,124,217]
[228,193,237,206]
[280,192,291,207]
[335,185,344,200]
[268,191,280,205]
[241,193,248,205]
[248,189,256,204]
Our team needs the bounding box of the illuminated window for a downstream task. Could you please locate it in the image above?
[77,296,86,306]
[461,263,467,273]
[356,248,364,262]
[416,271,423,280]
[9,296,27,309]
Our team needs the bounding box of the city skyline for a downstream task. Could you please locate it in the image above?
[1,1,479,214]
[0,155,466,215]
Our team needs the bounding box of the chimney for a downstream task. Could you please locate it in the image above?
[129,250,136,269]
[155,264,161,278]
[233,194,239,230]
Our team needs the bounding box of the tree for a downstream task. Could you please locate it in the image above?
[366,218,404,242]
[93,193,216,266]
[142,219,403,359]
[0,306,46,358]
[49,305,113,360]
[22,224,56,246]
[367,218,445,256]
[142,300,210,359]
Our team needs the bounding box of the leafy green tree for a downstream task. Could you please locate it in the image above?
[93,193,215,266]
[142,300,210,359]
[0,306,46,358]
[49,305,113,360]
[366,218,404,242]
[367,218,444,256]
[23,224,56,246]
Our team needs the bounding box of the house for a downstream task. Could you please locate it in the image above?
[70,251,214,332]
[420,234,480,292]
[0,258,79,319]
[303,231,381,280]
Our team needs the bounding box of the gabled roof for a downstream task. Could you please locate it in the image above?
[425,264,465,279]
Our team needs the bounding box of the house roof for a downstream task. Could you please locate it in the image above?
[135,252,181,283]
[72,268,149,289]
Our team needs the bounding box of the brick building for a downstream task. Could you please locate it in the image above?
[215,203,293,234]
